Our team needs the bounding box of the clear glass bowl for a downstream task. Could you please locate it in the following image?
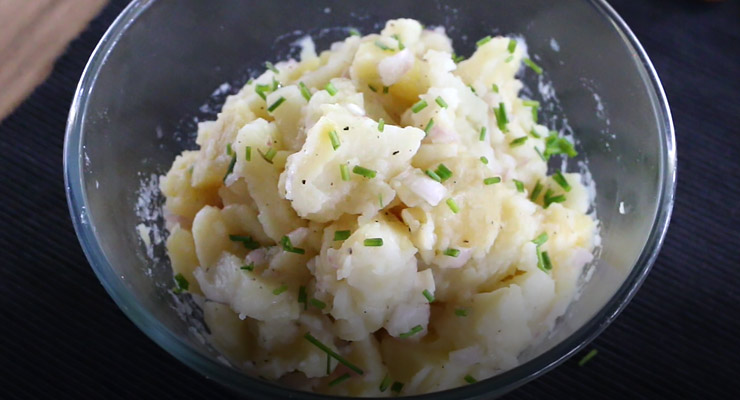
[64,0,676,398]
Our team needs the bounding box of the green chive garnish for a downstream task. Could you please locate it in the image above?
[299,82,312,101]
[258,147,277,164]
[223,155,236,182]
[340,164,350,181]
[479,126,487,141]
[374,40,393,51]
[510,136,528,147]
[507,38,517,53]
[245,146,252,161]
[352,165,376,179]
[544,193,567,208]
[553,171,571,192]
[484,177,501,185]
[524,57,543,74]
[530,128,541,139]
[424,118,435,135]
[532,233,548,246]
[378,118,385,132]
[364,238,383,247]
[383,86,389,94]
[309,298,327,309]
[505,55,514,63]
[265,61,278,73]
[541,250,553,270]
[495,103,508,132]
[267,96,286,112]
[492,83,499,93]
[464,374,477,384]
[513,179,525,193]
[469,85,477,94]
[329,373,351,387]
[522,100,540,108]
[328,130,341,150]
[544,133,578,159]
[530,180,544,201]
[273,285,288,295]
[399,325,423,338]
[480,156,489,165]
[226,143,233,156]
[298,286,307,309]
[173,273,189,293]
[281,235,306,254]
[476,35,492,47]
[379,375,391,392]
[443,248,460,257]
[446,198,460,214]
[411,99,428,113]
[240,263,255,272]
[452,53,465,63]
[435,96,448,108]
[392,34,405,50]
[379,193,383,208]
[535,147,546,161]
[334,230,351,241]
[435,164,452,181]
[303,333,364,375]
[255,84,271,100]
[229,235,260,249]
[578,349,599,367]
[391,382,404,394]
[422,289,435,303]
[455,308,468,317]
[425,169,442,182]
[349,28,361,37]
[368,84,378,92]
[325,82,338,96]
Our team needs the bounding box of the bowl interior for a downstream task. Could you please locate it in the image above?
[65,0,674,398]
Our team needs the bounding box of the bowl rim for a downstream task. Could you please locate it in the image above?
[64,0,676,398]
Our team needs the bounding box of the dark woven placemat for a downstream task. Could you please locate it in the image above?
[2,0,739,398]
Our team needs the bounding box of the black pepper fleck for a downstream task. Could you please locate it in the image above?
[392,150,399,155]
[344,126,350,131]
[302,180,306,184]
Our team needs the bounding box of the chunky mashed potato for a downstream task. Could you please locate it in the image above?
[161,19,597,396]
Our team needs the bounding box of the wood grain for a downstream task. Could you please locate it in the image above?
[0,0,106,120]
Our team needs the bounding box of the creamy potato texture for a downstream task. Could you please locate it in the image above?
[161,19,597,396]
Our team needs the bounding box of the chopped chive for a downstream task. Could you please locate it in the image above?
[454,308,468,317]
[391,382,404,393]
[479,126,487,141]
[298,286,308,309]
[363,238,383,247]
[272,77,281,91]
[255,84,271,100]
[173,273,189,293]
[469,85,477,94]
[245,146,252,161]
[532,232,549,246]
[425,169,442,182]
[435,164,452,181]
[303,333,364,375]
[532,107,539,123]
[273,285,288,295]
[495,103,508,132]
[552,171,571,192]
[325,82,338,96]
[267,96,286,112]
[476,35,492,47]
[446,198,460,214]
[229,234,260,249]
[223,155,236,182]
[281,235,306,254]
[530,180,544,201]
[544,193,566,208]
[309,298,327,309]
[536,248,548,273]
[240,263,255,272]
[392,34,405,50]
[379,193,383,208]
[507,38,517,53]
[352,165,376,179]
[522,100,540,108]
[424,118,435,135]
[247,78,254,85]
[383,85,389,94]
[480,156,489,165]
[334,230,351,241]
[578,349,599,367]
[349,27,361,37]
[379,375,391,392]
[530,128,541,139]
[378,118,385,132]
[484,177,501,185]
[524,57,543,74]
[510,136,529,147]
[452,53,465,63]
[285,247,306,254]
[265,61,278,73]
[299,81,312,101]
[328,130,341,150]
[399,325,423,338]
[443,248,460,257]
[435,96,448,108]
[226,143,233,156]
[411,99,428,113]
[541,250,553,270]
[375,40,393,51]
[329,373,351,387]
[543,133,578,159]
[340,164,350,181]
[258,147,277,164]
[535,147,546,161]
[492,83,499,93]
[464,374,478,384]
[513,179,525,193]
[368,84,378,92]
[422,289,435,303]
[505,55,514,63]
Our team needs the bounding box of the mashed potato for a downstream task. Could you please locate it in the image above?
[161,19,596,396]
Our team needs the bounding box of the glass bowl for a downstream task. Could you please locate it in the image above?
[64,0,676,398]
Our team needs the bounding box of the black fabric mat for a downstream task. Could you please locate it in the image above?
[2,1,739,398]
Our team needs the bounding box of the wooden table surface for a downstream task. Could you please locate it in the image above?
[0,0,106,121]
